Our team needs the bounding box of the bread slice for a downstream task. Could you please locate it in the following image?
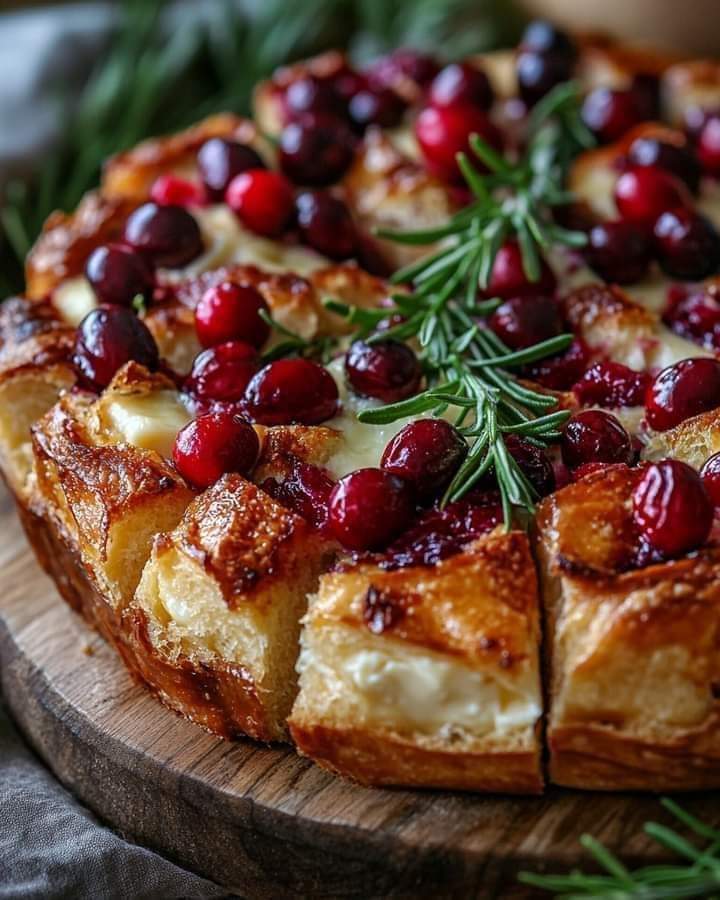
[289,530,544,793]
[126,474,335,741]
[536,465,720,790]
[643,406,720,467]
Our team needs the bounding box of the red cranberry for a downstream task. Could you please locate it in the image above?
[381,419,467,500]
[504,435,556,497]
[123,203,203,268]
[573,361,650,408]
[488,294,564,350]
[284,75,345,123]
[173,412,259,488]
[150,174,205,207]
[560,409,633,469]
[245,358,339,425]
[295,191,357,259]
[348,87,405,130]
[261,460,335,531]
[614,166,691,227]
[278,118,354,186]
[653,209,720,280]
[645,358,720,431]
[73,306,159,389]
[197,138,265,201]
[194,281,270,349]
[583,220,651,284]
[627,137,700,193]
[665,286,720,350]
[428,62,494,111]
[697,114,720,176]
[85,243,153,307]
[480,240,557,300]
[581,88,644,144]
[525,337,589,390]
[414,103,502,185]
[225,169,295,237]
[345,339,421,403]
[632,460,713,556]
[516,51,574,107]
[367,49,439,90]
[520,20,577,61]
[185,341,259,402]
[701,452,720,506]
[327,468,414,551]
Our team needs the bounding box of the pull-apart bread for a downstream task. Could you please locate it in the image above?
[6,20,720,794]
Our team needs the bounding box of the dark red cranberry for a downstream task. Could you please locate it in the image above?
[261,460,334,530]
[73,306,159,389]
[123,203,203,268]
[85,243,153,307]
[225,169,295,237]
[173,411,259,488]
[701,451,720,506]
[194,281,270,349]
[653,209,720,280]
[414,103,502,184]
[581,88,644,144]
[278,118,354,186]
[583,221,651,284]
[348,87,405,130]
[428,62,494,111]
[504,435,556,497]
[284,75,346,123]
[573,361,650,408]
[560,409,633,469]
[345,339,421,402]
[295,191,357,259]
[614,166,691,227]
[479,240,557,300]
[665,285,720,350]
[525,337,589,390]
[630,73,661,120]
[381,419,467,500]
[627,137,701,193]
[327,468,414,551]
[150,174,205,207]
[516,51,574,107]
[697,114,720,176]
[632,460,713,556]
[488,294,564,350]
[197,138,265,201]
[645,358,720,431]
[184,341,259,402]
[520,20,577,61]
[245,358,339,425]
[367,49,439,91]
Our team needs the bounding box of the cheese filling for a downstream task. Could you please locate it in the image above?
[104,391,191,458]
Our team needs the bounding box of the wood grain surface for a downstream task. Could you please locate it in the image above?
[0,487,718,899]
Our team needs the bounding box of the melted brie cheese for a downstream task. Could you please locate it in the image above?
[104,391,191,457]
[52,276,98,326]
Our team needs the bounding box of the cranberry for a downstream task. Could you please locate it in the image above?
[194,281,270,349]
[697,114,720,176]
[123,203,203,268]
[573,361,650,408]
[85,243,153,307]
[348,87,405,130]
[627,137,701,193]
[480,240,557,300]
[560,409,633,469]
[381,419,467,500]
[653,209,720,280]
[630,73,661,120]
[73,306,159,389]
[614,166,691,227]
[488,294,564,350]
[245,358,339,425]
[345,339,421,402]
[295,191,357,259]
[414,103,502,184]
[284,75,345,122]
[278,118,354,186]
[665,286,720,350]
[520,20,577,61]
[581,88,644,144]
[428,62,494,111]
[645,358,720,431]
[583,221,651,284]
[185,341,259,402]
[150,174,205,207]
[327,468,414,551]
[701,452,720,506]
[197,138,265,201]
[525,337,589,390]
[504,435,556,497]
[516,51,574,107]
[367,49,439,91]
[632,460,713,557]
[173,412,259,488]
[225,169,294,237]
[261,459,334,530]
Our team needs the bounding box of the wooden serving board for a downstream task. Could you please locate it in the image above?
[0,487,718,899]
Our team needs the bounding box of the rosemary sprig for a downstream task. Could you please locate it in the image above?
[519,799,720,899]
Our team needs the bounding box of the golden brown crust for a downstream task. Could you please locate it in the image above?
[254,425,342,483]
